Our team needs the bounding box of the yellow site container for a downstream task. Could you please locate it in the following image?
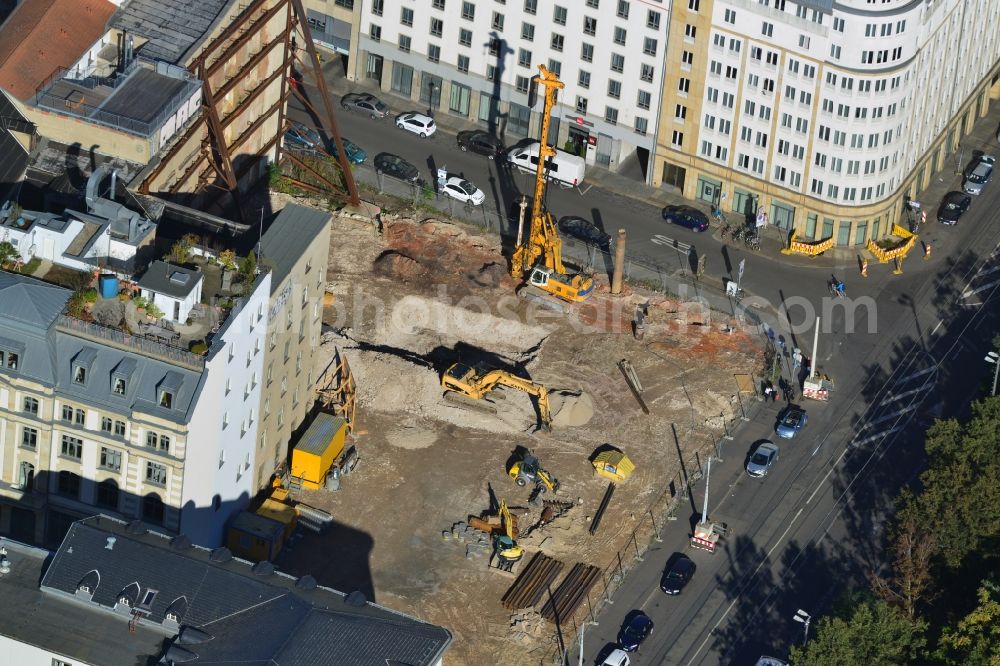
[257,496,298,540]
[592,450,635,482]
[291,413,347,489]
[227,511,286,562]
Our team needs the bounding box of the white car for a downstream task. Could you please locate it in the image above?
[395,112,437,138]
[600,649,630,666]
[963,154,995,195]
[442,176,486,205]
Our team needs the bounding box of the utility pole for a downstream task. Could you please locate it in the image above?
[793,609,811,646]
[986,351,999,396]
[611,229,626,294]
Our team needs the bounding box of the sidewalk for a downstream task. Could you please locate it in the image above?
[311,53,1000,277]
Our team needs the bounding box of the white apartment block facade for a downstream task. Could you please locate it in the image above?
[656,0,1000,245]
[351,0,670,170]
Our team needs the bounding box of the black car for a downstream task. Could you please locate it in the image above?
[937,191,971,225]
[662,205,710,232]
[374,153,422,185]
[617,611,653,652]
[558,216,613,250]
[457,130,506,159]
[660,554,696,595]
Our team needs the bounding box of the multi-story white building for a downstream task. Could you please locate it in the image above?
[0,268,270,548]
[352,0,670,170]
[656,0,1000,244]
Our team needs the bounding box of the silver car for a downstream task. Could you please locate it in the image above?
[746,441,779,477]
[340,93,390,119]
[963,155,995,195]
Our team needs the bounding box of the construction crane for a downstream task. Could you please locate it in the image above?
[441,363,552,431]
[508,450,560,493]
[494,499,524,569]
[510,65,594,303]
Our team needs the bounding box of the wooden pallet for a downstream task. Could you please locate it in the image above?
[501,552,565,610]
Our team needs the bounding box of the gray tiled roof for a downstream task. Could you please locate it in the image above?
[0,540,164,666]
[259,204,332,295]
[41,516,453,665]
[136,260,202,299]
[0,272,71,329]
[111,0,231,65]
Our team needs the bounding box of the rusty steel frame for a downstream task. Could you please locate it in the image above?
[289,0,360,205]
[281,150,343,194]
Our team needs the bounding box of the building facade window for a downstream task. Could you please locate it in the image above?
[146,462,167,486]
[100,447,122,472]
[61,435,83,460]
[23,396,38,414]
[58,471,80,498]
[21,426,37,449]
[96,479,119,509]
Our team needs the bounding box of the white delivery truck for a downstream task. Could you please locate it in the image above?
[507,141,586,188]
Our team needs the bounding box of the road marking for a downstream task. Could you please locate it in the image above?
[851,425,904,448]
[684,506,804,666]
[962,278,1000,299]
[898,366,937,382]
[880,387,930,404]
[862,406,916,429]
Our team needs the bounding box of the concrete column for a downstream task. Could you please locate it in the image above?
[611,229,626,295]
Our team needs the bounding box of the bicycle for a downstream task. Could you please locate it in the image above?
[829,280,846,298]
[720,223,731,240]
[711,205,727,225]
[746,236,761,252]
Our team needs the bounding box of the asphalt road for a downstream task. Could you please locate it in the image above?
[289,78,1000,665]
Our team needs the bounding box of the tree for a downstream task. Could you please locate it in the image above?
[218,249,237,270]
[789,594,926,666]
[900,398,1000,568]
[936,580,1000,666]
[871,503,937,620]
[0,241,20,267]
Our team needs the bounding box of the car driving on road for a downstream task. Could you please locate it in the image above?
[660,554,696,595]
[746,441,779,477]
[441,177,485,205]
[963,154,995,195]
[775,405,808,439]
[937,192,971,225]
[456,130,505,159]
[557,216,613,250]
[617,611,653,652]
[340,92,390,118]
[662,205,710,232]
[374,153,422,185]
[395,112,437,138]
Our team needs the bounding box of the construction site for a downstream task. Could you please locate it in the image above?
[230,64,765,665]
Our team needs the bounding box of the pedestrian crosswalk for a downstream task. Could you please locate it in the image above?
[849,351,937,449]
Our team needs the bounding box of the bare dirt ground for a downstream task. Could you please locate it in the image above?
[270,194,763,665]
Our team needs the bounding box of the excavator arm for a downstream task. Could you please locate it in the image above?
[441,364,553,431]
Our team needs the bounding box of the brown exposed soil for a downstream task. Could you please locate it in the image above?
[268,194,763,665]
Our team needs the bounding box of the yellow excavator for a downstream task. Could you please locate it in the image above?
[494,499,524,569]
[441,363,552,431]
[508,450,560,493]
[510,65,594,303]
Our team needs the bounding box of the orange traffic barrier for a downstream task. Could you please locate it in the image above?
[861,258,869,277]
[924,243,931,260]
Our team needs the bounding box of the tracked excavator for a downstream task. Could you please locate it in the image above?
[493,499,524,569]
[510,65,594,303]
[441,363,552,431]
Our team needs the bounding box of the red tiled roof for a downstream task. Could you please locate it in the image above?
[0,0,117,101]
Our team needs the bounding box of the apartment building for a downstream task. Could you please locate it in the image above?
[0,268,271,548]
[657,0,1000,245]
[353,0,670,170]
[255,203,332,492]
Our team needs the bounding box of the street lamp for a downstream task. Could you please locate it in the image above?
[985,351,999,396]
[793,609,811,646]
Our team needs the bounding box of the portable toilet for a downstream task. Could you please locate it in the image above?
[592,450,635,482]
[290,413,347,489]
[227,511,286,561]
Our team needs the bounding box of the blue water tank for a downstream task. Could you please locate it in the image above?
[98,274,119,300]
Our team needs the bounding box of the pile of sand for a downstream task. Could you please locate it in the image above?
[549,390,595,428]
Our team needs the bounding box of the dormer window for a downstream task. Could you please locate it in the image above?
[159,390,173,409]
[71,347,97,387]
[113,377,126,395]
[6,352,17,369]
[156,371,182,411]
[111,358,136,398]
[0,338,25,372]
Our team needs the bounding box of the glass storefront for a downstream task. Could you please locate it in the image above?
[391,62,413,96]
[805,214,817,239]
[854,221,868,246]
[449,82,471,116]
[508,103,530,137]
[770,201,795,230]
[697,176,722,204]
[822,218,834,240]
[837,221,851,246]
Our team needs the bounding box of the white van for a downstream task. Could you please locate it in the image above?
[507,141,586,188]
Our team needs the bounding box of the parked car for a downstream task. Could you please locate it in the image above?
[662,205,710,232]
[937,192,971,225]
[558,216,613,250]
[775,405,808,439]
[746,441,780,478]
[457,130,506,159]
[395,112,437,138]
[660,554,697,595]
[283,121,323,153]
[617,612,653,652]
[330,137,367,165]
[374,153,422,185]
[340,92,390,118]
[441,176,485,205]
[600,649,631,666]
[963,154,995,195]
